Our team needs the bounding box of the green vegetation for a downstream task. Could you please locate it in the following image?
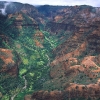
[0,9,61,99]
[0,3,99,100]
[0,73,24,100]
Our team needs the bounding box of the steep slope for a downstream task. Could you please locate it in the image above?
[31,5,100,100]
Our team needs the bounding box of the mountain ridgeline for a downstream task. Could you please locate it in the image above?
[0,1,100,100]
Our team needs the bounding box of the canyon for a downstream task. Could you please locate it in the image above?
[0,1,100,100]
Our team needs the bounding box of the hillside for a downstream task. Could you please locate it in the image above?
[0,1,100,100]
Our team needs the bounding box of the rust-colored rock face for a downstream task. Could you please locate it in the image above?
[0,48,18,76]
[34,31,44,40]
[30,90,63,100]
[33,30,44,48]
[24,95,31,100]
[8,12,40,30]
[27,86,100,100]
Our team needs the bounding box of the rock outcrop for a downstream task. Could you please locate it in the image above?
[0,48,19,76]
